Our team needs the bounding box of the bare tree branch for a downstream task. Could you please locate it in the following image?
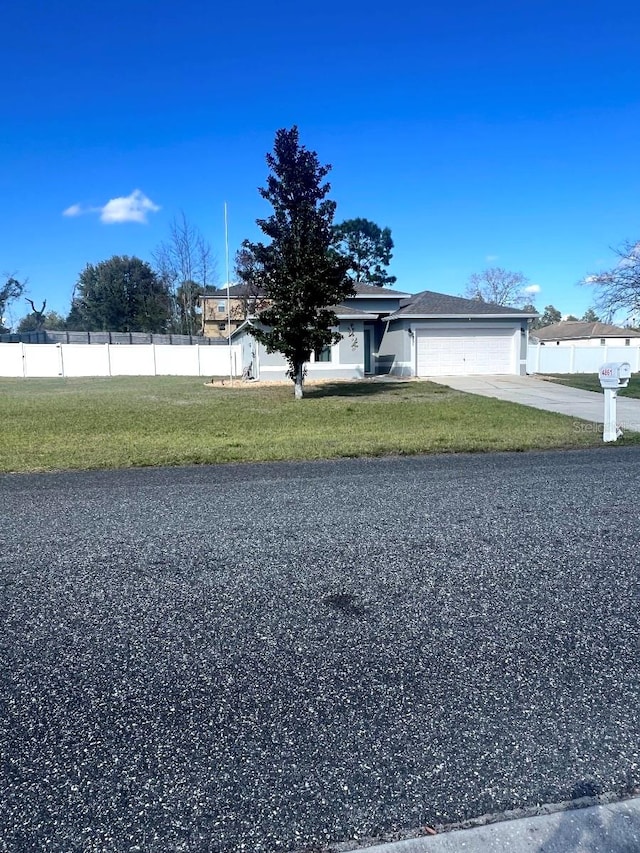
[463,267,529,307]
[582,240,640,324]
[153,212,217,334]
[25,298,47,331]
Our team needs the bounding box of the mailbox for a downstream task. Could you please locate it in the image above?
[599,362,632,442]
[598,362,631,389]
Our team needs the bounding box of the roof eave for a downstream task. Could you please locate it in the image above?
[352,292,412,299]
[229,319,255,339]
[334,312,377,320]
[388,312,537,320]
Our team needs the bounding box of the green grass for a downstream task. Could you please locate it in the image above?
[542,373,640,398]
[0,376,631,473]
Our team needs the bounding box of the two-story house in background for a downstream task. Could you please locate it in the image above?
[199,284,269,339]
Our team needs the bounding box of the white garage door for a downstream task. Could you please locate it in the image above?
[416,329,515,376]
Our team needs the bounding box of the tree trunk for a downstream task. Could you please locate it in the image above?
[294,362,304,399]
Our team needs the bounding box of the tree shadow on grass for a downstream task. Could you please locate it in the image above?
[305,380,441,399]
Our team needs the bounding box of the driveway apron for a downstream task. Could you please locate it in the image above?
[429,374,640,432]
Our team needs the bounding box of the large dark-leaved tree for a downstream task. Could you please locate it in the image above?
[67,255,172,332]
[332,217,396,287]
[239,126,353,398]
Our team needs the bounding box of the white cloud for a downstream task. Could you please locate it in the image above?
[100,189,160,224]
[62,203,84,217]
[62,189,160,224]
[524,284,541,294]
[485,254,499,262]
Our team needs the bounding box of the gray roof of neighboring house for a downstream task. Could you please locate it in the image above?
[202,281,408,299]
[199,284,264,299]
[386,290,538,320]
[351,282,411,297]
[532,321,640,341]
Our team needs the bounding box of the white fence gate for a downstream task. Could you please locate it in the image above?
[527,343,640,375]
[0,343,242,378]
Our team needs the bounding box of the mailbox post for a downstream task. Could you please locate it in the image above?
[598,362,631,442]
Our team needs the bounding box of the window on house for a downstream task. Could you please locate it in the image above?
[625,338,631,346]
[600,338,606,346]
[217,302,226,313]
[218,322,226,331]
[314,345,332,362]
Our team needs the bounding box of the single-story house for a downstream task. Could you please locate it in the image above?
[531,321,640,347]
[230,284,536,380]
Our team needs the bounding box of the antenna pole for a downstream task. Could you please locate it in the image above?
[225,202,233,385]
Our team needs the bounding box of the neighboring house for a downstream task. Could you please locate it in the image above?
[531,321,640,348]
[199,284,268,339]
[229,283,536,380]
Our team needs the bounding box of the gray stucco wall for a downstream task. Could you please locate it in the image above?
[338,321,364,365]
[347,297,403,314]
[258,344,284,367]
[377,322,411,375]
[250,367,366,382]
[519,322,528,374]
[235,321,367,381]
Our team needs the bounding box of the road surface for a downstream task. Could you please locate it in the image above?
[2,449,640,852]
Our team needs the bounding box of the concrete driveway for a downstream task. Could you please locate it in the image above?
[430,374,640,433]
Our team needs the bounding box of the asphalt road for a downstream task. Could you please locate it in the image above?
[2,448,640,853]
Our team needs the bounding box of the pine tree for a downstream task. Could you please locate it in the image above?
[240,127,353,398]
[332,218,396,286]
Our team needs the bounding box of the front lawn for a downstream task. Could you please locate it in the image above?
[0,376,631,473]
[542,373,640,398]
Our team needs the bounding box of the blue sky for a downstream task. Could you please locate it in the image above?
[2,0,639,325]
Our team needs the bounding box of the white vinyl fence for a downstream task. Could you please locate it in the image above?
[0,343,242,378]
[527,343,640,375]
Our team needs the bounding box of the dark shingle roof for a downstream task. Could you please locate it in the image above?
[351,282,410,297]
[386,290,537,319]
[201,282,408,299]
[200,283,265,298]
[532,321,640,341]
